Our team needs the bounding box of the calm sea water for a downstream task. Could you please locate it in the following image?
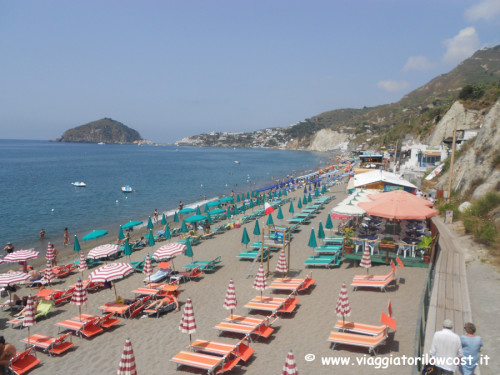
[0,140,330,253]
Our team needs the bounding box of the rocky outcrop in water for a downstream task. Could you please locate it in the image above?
[57,118,143,144]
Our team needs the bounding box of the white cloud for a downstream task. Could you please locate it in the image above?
[465,0,500,22]
[403,56,434,71]
[377,80,409,92]
[442,27,480,65]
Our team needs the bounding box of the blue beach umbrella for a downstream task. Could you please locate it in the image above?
[161,214,167,226]
[73,235,81,252]
[241,227,250,247]
[147,229,155,246]
[147,217,154,229]
[277,206,284,220]
[122,220,143,230]
[253,219,261,237]
[118,226,125,241]
[174,212,179,223]
[82,230,108,241]
[303,186,307,194]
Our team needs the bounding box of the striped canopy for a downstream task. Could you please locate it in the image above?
[282,350,299,375]
[223,279,237,311]
[360,245,372,272]
[43,260,56,285]
[70,278,87,306]
[45,243,55,260]
[78,252,88,273]
[4,249,39,262]
[143,254,154,276]
[153,243,187,261]
[89,263,133,282]
[253,264,268,292]
[275,250,288,274]
[87,244,120,259]
[117,338,137,375]
[0,271,30,286]
[335,283,351,319]
[179,297,197,334]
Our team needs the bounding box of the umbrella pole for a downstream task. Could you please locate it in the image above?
[79,305,82,321]
[113,281,117,299]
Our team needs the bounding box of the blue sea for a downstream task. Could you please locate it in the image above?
[0,140,330,254]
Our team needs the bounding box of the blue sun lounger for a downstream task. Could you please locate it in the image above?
[305,255,341,268]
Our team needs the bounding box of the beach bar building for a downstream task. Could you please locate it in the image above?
[349,170,417,193]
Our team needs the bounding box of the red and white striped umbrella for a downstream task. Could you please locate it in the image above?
[4,249,39,262]
[0,272,30,286]
[143,254,153,277]
[275,249,288,275]
[78,252,88,275]
[117,338,137,375]
[87,244,120,259]
[152,243,186,261]
[335,283,351,324]
[45,243,55,260]
[359,245,372,274]
[179,297,196,345]
[282,350,298,375]
[71,278,88,320]
[89,263,134,282]
[43,259,55,286]
[253,264,268,298]
[23,295,36,328]
[223,279,237,317]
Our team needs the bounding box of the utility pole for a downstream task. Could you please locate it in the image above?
[446,117,458,201]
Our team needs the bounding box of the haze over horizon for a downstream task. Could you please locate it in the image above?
[1,1,500,144]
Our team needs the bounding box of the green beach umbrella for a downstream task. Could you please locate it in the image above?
[226,209,232,219]
[163,225,171,240]
[161,213,167,226]
[174,212,179,223]
[241,193,245,202]
[318,222,325,239]
[289,201,295,215]
[322,186,327,194]
[268,192,272,200]
[241,202,247,212]
[148,229,155,246]
[284,189,288,196]
[123,238,132,257]
[196,206,202,215]
[185,239,193,259]
[118,226,125,241]
[308,193,312,203]
[204,204,209,213]
[233,203,239,214]
[147,216,154,230]
[325,214,334,231]
[184,214,207,223]
[236,195,241,203]
[241,227,250,247]
[220,196,234,203]
[315,188,320,197]
[302,196,307,205]
[249,199,254,209]
[122,220,143,230]
[278,189,282,197]
[82,230,108,241]
[308,228,318,249]
[297,199,303,209]
[253,219,261,236]
[181,220,188,233]
[73,235,81,252]
[266,213,274,226]
[246,192,250,200]
[277,206,284,220]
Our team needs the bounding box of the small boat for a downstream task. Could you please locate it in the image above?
[121,185,133,193]
[71,181,86,187]
[98,142,105,145]
[234,161,240,164]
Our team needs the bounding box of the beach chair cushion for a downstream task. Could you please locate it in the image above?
[80,319,104,338]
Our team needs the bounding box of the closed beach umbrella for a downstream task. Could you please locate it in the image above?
[318,222,325,239]
[303,186,307,194]
[117,338,137,375]
[73,235,81,252]
[43,259,55,286]
[241,227,250,247]
[78,252,88,277]
[233,203,239,214]
[277,206,284,220]
[335,282,351,325]
[123,239,132,257]
[153,243,187,261]
[266,213,274,226]
[180,220,188,233]
[282,350,298,375]
[147,229,155,246]
[308,193,312,203]
[87,244,120,259]
[325,214,333,232]
[275,249,288,278]
[23,295,36,342]
[297,199,302,209]
[236,195,240,203]
[70,278,88,320]
[322,186,327,194]
[173,212,179,223]
[147,216,154,230]
[185,239,193,259]
[360,245,372,274]
[288,201,295,215]
[163,225,171,240]
[315,188,320,197]
[118,226,125,241]
[82,230,108,241]
[223,279,237,319]
[253,219,261,237]
[308,229,318,250]
[195,206,202,215]
[253,264,268,298]
[249,199,254,209]
[143,254,153,282]
[161,213,167,226]
[179,297,197,347]
[45,243,55,261]
[302,196,307,205]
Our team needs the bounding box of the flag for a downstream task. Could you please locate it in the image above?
[264,202,274,215]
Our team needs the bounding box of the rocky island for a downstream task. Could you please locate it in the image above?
[57,118,143,144]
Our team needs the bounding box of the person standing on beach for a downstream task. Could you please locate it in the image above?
[50,244,58,267]
[429,319,463,374]
[3,243,14,254]
[179,201,184,210]
[63,228,70,246]
[154,209,158,223]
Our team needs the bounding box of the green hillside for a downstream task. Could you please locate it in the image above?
[58,118,142,144]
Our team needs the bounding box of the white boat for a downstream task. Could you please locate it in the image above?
[234,161,240,164]
[71,181,86,187]
[121,185,133,193]
[98,142,105,145]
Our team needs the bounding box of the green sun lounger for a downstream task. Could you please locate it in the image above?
[315,247,341,255]
[305,255,341,268]
[323,237,343,245]
[237,249,270,261]
[184,256,222,273]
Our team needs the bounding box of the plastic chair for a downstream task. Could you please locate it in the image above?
[354,240,364,253]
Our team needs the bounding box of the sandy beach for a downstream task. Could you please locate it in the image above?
[1,182,427,375]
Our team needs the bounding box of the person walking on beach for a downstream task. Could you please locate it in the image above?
[429,319,463,374]
[179,201,184,210]
[3,243,14,254]
[49,244,58,267]
[63,227,70,246]
[460,322,483,375]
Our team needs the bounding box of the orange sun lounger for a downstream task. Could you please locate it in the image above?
[351,272,395,292]
[191,339,254,362]
[334,321,387,336]
[21,333,74,356]
[271,272,315,293]
[9,347,40,375]
[327,330,388,355]
[171,350,225,374]
[214,321,274,342]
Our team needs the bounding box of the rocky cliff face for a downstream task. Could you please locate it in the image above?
[308,129,351,151]
[434,99,500,199]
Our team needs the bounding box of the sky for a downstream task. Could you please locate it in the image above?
[1,0,500,143]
